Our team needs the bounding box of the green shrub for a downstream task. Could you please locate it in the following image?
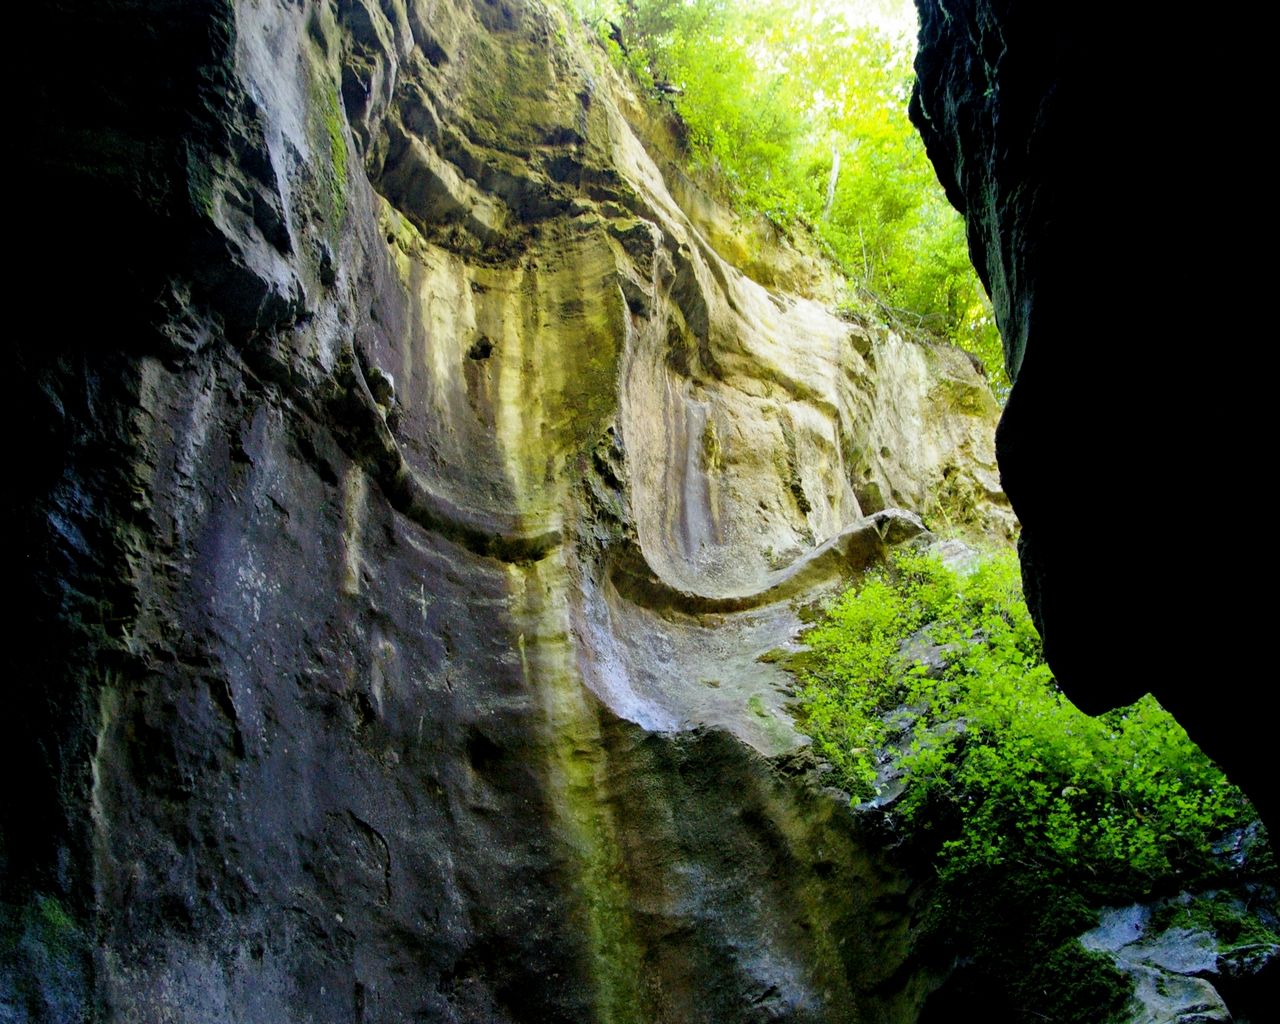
[796,548,1249,889]
[790,547,1259,1020]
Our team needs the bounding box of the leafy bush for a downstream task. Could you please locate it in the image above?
[797,548,1249,889]
[791,547,1258,1021]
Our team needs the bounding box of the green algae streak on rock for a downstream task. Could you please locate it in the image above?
[12,1,1009,1020]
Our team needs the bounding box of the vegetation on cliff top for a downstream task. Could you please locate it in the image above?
[788,547,1271,1020]
[573,0,1006,389]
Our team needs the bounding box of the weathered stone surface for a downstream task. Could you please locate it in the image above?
[1080,896,1279,1024]
[9,1,1010,1020]
[910,0,1277,836]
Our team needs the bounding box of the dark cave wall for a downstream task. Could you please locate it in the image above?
[910,0,1276,833]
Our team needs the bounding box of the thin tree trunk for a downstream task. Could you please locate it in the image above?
[822,146,840,221]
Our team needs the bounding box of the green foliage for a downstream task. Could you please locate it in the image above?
[790,547,1258,1021]
[572,0,1007,389]
[798,548,1249,887]
[1023,944,1133,1024]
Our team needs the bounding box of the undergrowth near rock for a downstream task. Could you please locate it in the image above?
[787,547,1276,1021]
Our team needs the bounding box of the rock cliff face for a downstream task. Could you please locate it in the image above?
[10,1,1010,1020]
[909,0,1276,837]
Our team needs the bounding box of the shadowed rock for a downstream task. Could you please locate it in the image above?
[910,0,1277,836]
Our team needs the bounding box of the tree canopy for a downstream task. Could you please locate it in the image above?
[577,0,1006,390]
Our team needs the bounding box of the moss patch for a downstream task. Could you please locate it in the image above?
[510,563,644,1024]
[1150,892,1280,950]
[308,75,349,227]
[1,893,91,1022]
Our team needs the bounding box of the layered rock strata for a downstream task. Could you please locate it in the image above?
[10,1,1009,1019]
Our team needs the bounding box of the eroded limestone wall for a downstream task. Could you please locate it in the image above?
[11,1,1010,1020]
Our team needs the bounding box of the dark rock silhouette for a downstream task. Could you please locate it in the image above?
[911,0,1277,838]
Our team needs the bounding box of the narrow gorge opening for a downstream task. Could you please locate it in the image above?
[9,1,1277,1022]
